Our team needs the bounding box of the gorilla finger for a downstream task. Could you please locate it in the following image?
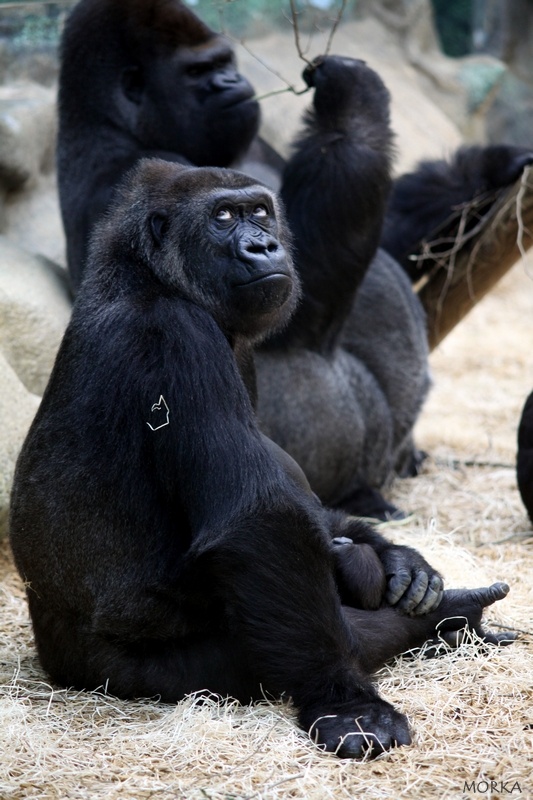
[479,629,518,646]
[509,152,533,181]
[303,56,325,87]
[410,575,444,615]
[384,569,412,605]
[331,537,354,547]
[395,571,429,613]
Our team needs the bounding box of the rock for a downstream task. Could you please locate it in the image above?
[0,237,70,539]
[0,81,56,191]
[0,353,39,540]
[0,80,65,265]
[0,236,71,396]
[4,170,66,266]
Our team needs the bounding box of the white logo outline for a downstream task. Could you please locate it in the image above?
[146,395,170,431]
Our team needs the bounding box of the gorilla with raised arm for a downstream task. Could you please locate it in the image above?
[57,0,531,519]
[10,160,514,758]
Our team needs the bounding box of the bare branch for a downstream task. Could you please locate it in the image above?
[417,168,533,349]
[217,0,348,102]
[233,38,310,102]
[289,0,314,66]
[516,165,533,259]
[325,0,349,55]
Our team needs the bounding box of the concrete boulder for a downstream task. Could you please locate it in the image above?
[0,81,56,192]
[0,237,71,538]
[0,353,40,539]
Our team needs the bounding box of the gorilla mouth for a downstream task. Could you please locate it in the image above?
[219,93,257,110]
[234,273,293,310]
[234,273,291,289]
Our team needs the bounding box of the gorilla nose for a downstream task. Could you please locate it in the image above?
[239,238,283,267]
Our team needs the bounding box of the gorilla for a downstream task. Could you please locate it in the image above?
[517,390,533,523]
[253,56,428,519]
[10,160,514,758]
[56,0,530,519]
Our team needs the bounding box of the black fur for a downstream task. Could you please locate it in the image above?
[10,162,514,758]
[56,0,532,521]
[255,56,429,519]
[517,390,533,523]
[381,145,533,281]
[58,0,260,291]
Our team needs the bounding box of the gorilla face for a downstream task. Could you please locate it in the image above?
[124,36,261,167]
[99,161,299,342]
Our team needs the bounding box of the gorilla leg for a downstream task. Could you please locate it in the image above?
[344,582,515,675]
[301,582,514,757]
[30,600,262,703]
[30,501,411,759]
[337,485,406,521]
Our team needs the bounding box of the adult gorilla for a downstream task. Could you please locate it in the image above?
[10,159,514,758]
[56,0,528,519]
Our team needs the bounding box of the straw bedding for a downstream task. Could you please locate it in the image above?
[1,264,532,799]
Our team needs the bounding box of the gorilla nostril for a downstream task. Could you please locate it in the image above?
[244,242,278,257]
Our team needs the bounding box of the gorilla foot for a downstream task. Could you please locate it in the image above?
[337,485,406,522]
[396,447,428,478]
[299,696,411,759]
[432,582,517,647]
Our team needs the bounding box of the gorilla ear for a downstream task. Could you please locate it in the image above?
[121,66,144,104]
[149,212,170,247]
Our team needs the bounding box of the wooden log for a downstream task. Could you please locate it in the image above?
[416,166,533,351]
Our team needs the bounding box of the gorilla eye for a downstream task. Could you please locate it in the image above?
[186,63,210,78]
[215,208,234,221]
[252,205,268,218]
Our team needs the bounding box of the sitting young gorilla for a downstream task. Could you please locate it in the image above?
[10,161,513,757]
[57,0,530,519]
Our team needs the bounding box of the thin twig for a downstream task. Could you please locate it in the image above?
[221,0,348,102]
[325,0,349,55]
[289,0,314,66]
[235,39,310,101]
[515,165,533,259]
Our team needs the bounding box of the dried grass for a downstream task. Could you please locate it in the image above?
[2,262,533,799]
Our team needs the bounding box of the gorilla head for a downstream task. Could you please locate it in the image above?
[60,0,260,168]
[89,159,299,341]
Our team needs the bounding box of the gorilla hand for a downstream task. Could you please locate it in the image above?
[328,514,443,614]
[380,545,444,615]
[302,54,390,130]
